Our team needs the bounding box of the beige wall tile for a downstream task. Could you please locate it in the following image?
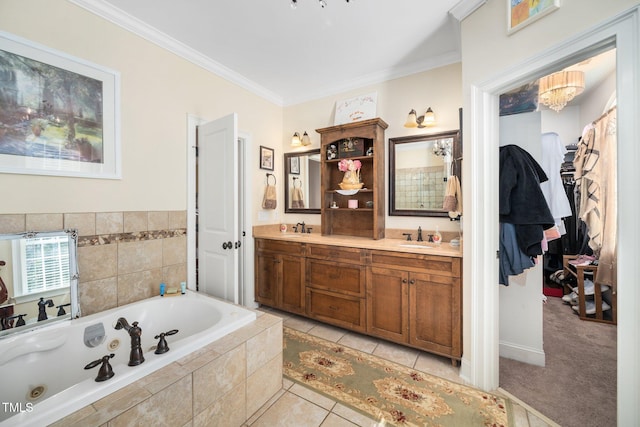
[136,362,190,395]
[49,405,97,427]
[26,213,63,231]
[193,344,246,414]
[176,342,222,372]
[79,277,117,316]
[148,211,169,231]
[163,235,187,266]
[193,381,246,427]
[64,213,96,236]
[78,244,118,282]
[110,375,192,427]
[123,211,148,233]
[246,322,283,376]
[0,214,25,233]
[163,263,187,289]
[117,239,163,275]
[246,352,283,417]
[168,210,187,229]
[117,268,163,305]
[96,212,123,235]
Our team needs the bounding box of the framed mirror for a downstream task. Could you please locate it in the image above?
[284,149,321,214]
[0,229,80,338]
[389,130,461,217]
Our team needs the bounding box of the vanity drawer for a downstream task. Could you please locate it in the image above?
[255,238,304,256]
[306,288,365,332]
[370,250,460,277]
[306,258,365,296]
[306,244,364,264]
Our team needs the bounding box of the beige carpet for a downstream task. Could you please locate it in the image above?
[500,296,617,427]
[284,327,513,426]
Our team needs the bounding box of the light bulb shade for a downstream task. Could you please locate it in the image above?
[423,107,435,126]
[538,70,585,112]
[301,131,311,146]
[291,132,302,147]
[404,109,418,128]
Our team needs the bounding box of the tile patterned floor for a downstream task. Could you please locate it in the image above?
[245,307,560,427]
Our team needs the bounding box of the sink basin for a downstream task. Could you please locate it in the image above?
[397,244,433,249]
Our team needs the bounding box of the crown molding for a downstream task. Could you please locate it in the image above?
[69,0,284,106]
[449,0,487,22]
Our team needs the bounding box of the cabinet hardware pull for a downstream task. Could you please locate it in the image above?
[409,279,415,285]
[329,305,338,310]
[402,279,408,283]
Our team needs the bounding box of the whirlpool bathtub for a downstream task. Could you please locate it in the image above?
[0,291,256,426]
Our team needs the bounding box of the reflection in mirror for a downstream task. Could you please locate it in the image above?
[284,149,321,214]
[389,130,461,217]
[0,229,79,338]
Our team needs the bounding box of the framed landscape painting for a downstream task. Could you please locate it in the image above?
[0,32,121,179]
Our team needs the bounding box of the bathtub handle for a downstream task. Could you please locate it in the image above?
[0,334,67,366]
[154,329,179,354]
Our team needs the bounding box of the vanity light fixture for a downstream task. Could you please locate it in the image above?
[404,107,436,128]
[291,131,311,147]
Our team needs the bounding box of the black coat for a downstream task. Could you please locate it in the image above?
[499,145,555,256]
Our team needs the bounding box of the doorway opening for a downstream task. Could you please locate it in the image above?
[186,114,255,307]
[497,47,617,427]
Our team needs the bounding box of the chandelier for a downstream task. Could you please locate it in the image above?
[538,70,585,112]
[291,0,350,9]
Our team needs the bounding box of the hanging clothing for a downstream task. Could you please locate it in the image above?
[499,222,535,286]
[499,144,555,257]
[540,132,573,235]
[574,108,617,287]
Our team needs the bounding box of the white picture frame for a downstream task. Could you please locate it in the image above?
[507,0,560,35]
[0,31,121,179]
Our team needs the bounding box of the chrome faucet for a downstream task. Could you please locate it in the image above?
[115,317,145,366]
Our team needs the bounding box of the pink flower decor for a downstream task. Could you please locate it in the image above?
[338,159,362,172]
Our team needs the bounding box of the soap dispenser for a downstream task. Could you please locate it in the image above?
[433,227,442,245]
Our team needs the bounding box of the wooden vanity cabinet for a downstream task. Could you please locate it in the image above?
[254,239,305,315]
[305,244,366,332]
[367,250,462,362]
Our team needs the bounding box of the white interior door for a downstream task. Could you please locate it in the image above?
[197,113,239,303]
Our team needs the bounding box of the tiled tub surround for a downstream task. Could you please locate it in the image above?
[0,211,188,315]
[49,310,283,427]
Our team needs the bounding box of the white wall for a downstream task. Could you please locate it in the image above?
[498,111,545,367]
[0,0,282,223]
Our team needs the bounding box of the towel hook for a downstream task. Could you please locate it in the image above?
[266,173,276,185]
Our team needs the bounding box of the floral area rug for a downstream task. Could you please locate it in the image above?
[283,327,513,426]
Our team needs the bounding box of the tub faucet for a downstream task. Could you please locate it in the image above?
[37,298,55,321]
[115,317,145,366]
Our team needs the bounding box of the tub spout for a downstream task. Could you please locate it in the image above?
[114,318,145,366]
[37,298,55,321]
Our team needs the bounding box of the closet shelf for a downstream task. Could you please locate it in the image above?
[562,255,616,325]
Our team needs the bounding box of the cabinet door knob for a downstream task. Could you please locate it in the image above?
[409,279,415,285]
[402,279,408,284]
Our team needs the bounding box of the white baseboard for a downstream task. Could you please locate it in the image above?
[499,340,545,367]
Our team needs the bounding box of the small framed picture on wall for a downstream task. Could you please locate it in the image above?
[260,146,274,171]
[289,156,300,174]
